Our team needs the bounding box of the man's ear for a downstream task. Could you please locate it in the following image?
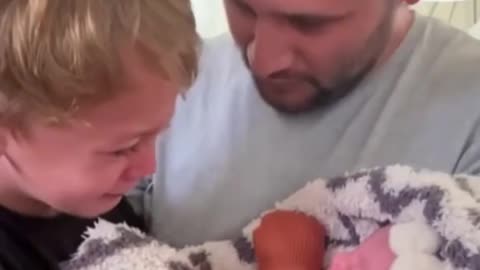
[0,127,9,155]
[404,0,420,5]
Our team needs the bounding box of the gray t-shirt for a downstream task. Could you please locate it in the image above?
[149,14,480,247]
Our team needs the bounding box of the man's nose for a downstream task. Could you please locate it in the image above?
[247,19,294,79]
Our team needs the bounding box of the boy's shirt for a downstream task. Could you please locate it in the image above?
[0,198,143,270]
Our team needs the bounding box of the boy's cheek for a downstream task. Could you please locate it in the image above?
[37,167,125,216]
[47,188,123,217]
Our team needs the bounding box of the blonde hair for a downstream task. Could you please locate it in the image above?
[0,0,199,129]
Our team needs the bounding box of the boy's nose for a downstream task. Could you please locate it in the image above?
[125,146,156,180]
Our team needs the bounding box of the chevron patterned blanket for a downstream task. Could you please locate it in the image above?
[61,165,480,270]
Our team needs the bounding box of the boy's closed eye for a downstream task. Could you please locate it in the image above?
[100,127,164,158]
[110,144,139,157]
[103,139,141,157]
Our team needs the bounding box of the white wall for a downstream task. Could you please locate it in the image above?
[190,0,479,38]
[191,0,228,38]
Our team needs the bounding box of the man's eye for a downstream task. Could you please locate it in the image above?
[289,16,330,32]
[233,0,256,16]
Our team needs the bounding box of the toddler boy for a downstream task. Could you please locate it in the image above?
[0,1,198,269]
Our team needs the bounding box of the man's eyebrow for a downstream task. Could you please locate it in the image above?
[278,11,351,23]
[233,0,251,9]
[233,0,354,24]
[231,0,256,14]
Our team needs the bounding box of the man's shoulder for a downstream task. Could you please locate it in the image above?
[200,33,237,53]
[195,33,250,81]
[404,16,480,102]
[417,16,480,81]
[181,33,253,106]
[425,33,480,102]
[200,33,239,57]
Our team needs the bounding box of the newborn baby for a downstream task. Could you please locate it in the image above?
[254,211,444,270]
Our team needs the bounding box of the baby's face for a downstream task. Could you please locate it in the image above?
[329,250,394,270]
[329,252,356,270]
[329,226,395,270]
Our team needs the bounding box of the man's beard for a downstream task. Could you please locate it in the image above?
[242,12,394,115]
[253,60,377,115]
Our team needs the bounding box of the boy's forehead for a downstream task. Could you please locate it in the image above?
[70,48,177,141]
[77,92,172,139]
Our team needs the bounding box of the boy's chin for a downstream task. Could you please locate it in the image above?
[62,195,123,218]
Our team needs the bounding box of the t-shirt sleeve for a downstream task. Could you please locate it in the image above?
[453,122,480,175]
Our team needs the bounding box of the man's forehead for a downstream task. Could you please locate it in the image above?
[241,0,361,15]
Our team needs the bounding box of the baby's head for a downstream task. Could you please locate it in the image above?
[254,210,327,270]
[0,0,198,217]
[329,222,444,270]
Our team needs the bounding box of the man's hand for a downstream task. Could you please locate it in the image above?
[253,210,326,270]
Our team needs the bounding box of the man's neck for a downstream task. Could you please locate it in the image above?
[377,4,415,66]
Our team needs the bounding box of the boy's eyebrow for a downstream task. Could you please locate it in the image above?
[112,125,167,144]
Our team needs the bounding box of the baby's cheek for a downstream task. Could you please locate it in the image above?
[361,253,395,270]
[328,252,354,270]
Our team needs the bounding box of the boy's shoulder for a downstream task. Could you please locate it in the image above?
[0,198,144,270]
[0,210,57,270]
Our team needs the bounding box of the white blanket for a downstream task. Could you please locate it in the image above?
[61,165,480,270]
